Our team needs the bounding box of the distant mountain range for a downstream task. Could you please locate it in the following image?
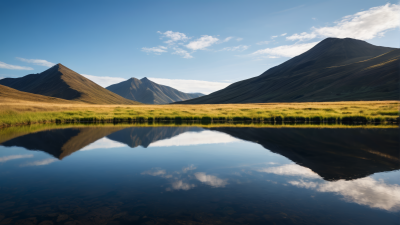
[0,64,140,104]
[180,38,399,104]
[106,77,204,104]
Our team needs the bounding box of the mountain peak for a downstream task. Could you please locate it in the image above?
[141,77,150,81]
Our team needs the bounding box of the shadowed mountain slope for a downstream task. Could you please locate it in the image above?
[0,64,140,104]
[0,84,76,104]
[106,127,202,148]
[179,38,399,104]
[106,77,204,104]
[210,127,400,181]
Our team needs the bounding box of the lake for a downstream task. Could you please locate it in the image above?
[0,126,399,225]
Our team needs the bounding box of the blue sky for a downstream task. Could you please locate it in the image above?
[0,0,399,94]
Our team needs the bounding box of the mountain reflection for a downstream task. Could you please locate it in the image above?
[0,126,398,182]
[210,127,400,181]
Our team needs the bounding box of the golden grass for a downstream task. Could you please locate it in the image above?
[0,100,398,127]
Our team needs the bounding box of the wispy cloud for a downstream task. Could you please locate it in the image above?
[287,3,400,41]
[236,38,243,41]
[141,46,168,55]
[0,61,33,70]
[219,45,250,52]
[256,41,270,45]
[148,77,231,94]
[186,35,219,50]
[158,31,189,44]
[81,74,126,87]
[21,158,57,167]
[194,172,228,188]
[251,41,319,58]
[0,154,34,163]
[281,33,287,36]
[172,48,193,59]
[271,35,278,39]
[16,57,55,67]
[222,37,233,42]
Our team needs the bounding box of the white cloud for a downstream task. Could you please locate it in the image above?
[256,41,270,45]
[194,172,228,188]
[287,3,400,41]
[149,130,240,147]
[0,61,33,70]
[21,158,57,167]
[219,45,250,52]
[172,48,193,59]
[271,35,278,39]
[256,164,321,179]
[186,35,219,50]
[141,46,168,55]
[148,77,231,94]
[251,41,319,58]
[290,177,400,211]
[236,38,243,41]
[0,154,34,163]
[281,33,287,36]
[80,137,126,151]
[16,57,55,67]
[81,74,126,88]
[158,31,189,43]
[222,37,233,42]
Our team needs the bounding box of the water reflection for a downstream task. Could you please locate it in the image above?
[0,125,399,224]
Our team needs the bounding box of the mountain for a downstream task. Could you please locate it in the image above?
[1,127,125,159]
[179,38,399,104]
[210,127,400,181]
[106,77,204,104]
[0,84,76,104]
[0,126,202,159]
[106,127,202,147]
[0,64,140,104]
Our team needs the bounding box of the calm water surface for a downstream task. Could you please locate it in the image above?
[0,126,399,225]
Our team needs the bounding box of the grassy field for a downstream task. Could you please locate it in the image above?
[0,100,398,127]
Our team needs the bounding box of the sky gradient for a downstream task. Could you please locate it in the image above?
[0,0,399,94]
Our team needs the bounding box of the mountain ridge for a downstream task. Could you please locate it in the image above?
[178,38,399,104]
[106,77,204,104]
[0,64,141,105]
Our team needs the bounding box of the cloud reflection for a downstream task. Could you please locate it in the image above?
[194,172,228,188]
[142,166,229,191]
[21,158,57,167]
[256,164,320,179]
[289,177,400,211]
[80,137,126,151]
[0,154,33,163]
[148,131,241,147]
[257,163,400,211]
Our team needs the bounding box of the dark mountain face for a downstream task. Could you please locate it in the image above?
[210,127,400,181]
[0,64,140,104]
[106,77,204,104]
[180,38,399,104]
